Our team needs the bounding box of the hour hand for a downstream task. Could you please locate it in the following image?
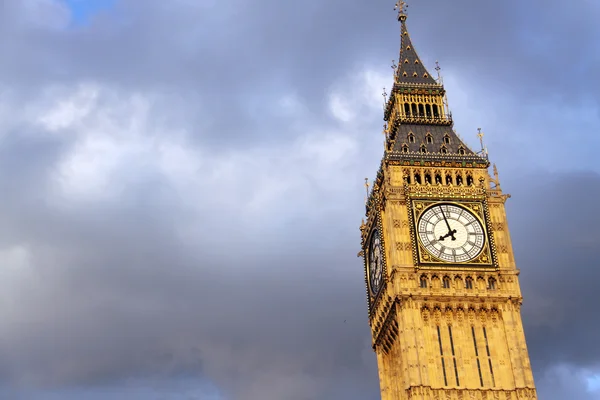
[439,229,457,241]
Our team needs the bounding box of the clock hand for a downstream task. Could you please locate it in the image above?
[439,206,452,231]
[438,206,457,241]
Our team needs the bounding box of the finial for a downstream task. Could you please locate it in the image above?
[477,128,488,157]
[382,123,389,147]
[491,163,502,191]
[435,61,443,84]
[394,0,408,21]
[364,178,370,205]
[382,87,388,110]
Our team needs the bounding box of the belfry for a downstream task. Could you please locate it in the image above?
[359,2,538,399]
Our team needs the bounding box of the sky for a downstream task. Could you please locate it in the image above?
[0,0,599,399]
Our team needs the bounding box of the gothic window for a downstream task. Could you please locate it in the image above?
[446,174,453,185]
[418,104,425,117]
[404,58,409,63]
[420,145,427,154]
[458,146,466,155]
[414,173,422,185]
[426,133,433,144]
[472,327,484,387]
[488,278,497,290]
[442,276,451,289]
[456,174,463,186]
[413,72,418,77]
[404,103,411,116]
[449,326,460,386]
[433,104,439,118]
[467,175,474,186]
[443,134,451,144]
[465,276,473,289]
[415,59,419,64]
[403,72,408,77]
[441,146,448,154]
[437,326,448,386]
[424,173,432,184]
[454,275,463,288]
[435,173,442,184]
[408,132,415,143]
[420,275,428,288]
[402,144,409,153]
[425,104,432,117]
[411,103,417,115]
[483,327,496,387]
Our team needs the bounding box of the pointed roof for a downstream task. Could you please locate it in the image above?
[394,10,438,86]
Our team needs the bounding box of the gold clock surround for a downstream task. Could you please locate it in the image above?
[407,198,498,269]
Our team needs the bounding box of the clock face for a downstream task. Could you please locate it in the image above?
[417,203,486,263]
[368,230,384,295]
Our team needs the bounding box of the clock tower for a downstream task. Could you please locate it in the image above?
[359,3,538,399]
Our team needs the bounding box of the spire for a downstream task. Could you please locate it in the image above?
[393,1,438,86]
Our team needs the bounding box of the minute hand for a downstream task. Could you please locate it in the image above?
[439,206,452,231]
[439,206,457,241]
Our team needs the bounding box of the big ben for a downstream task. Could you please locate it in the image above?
[360,2,538,399]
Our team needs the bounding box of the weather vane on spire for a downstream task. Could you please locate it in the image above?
[394,0,408,20]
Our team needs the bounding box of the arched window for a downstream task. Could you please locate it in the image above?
[414,173,422,185]
[408,132,415,143]
[425,173,432,185]
[441,146,448,154]
[488,278,497,290]
[426,134,433,144]
[404,103,411,116]
[418,104,425,117]
[420,145,427,154]
[466,175,474,186]
[435,173,442,184]
[402,144,409,153]
[432,104,439,118]
[465,276,473,289]
[456,175,463,186]
[425,104,432,117]
[446,174,453,185]
[411,103,417,115]
[443,134,451,144]
[442,276,451,289]
[420,275,428,288]
[458,146,466,155]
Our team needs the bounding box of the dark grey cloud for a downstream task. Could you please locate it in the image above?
[0,0,598,399]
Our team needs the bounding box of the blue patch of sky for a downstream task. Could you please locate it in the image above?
[63,0,117,25]
[587,373,600,392]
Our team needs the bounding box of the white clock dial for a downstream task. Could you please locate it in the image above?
[368,230,383,295]
[417,203,486,263]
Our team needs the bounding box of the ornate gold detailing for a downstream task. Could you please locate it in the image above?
[396,242,412,251]
[373,300,399,353]
[408,198,497,268]
[394,0,408,21]
[491,222,505,231]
